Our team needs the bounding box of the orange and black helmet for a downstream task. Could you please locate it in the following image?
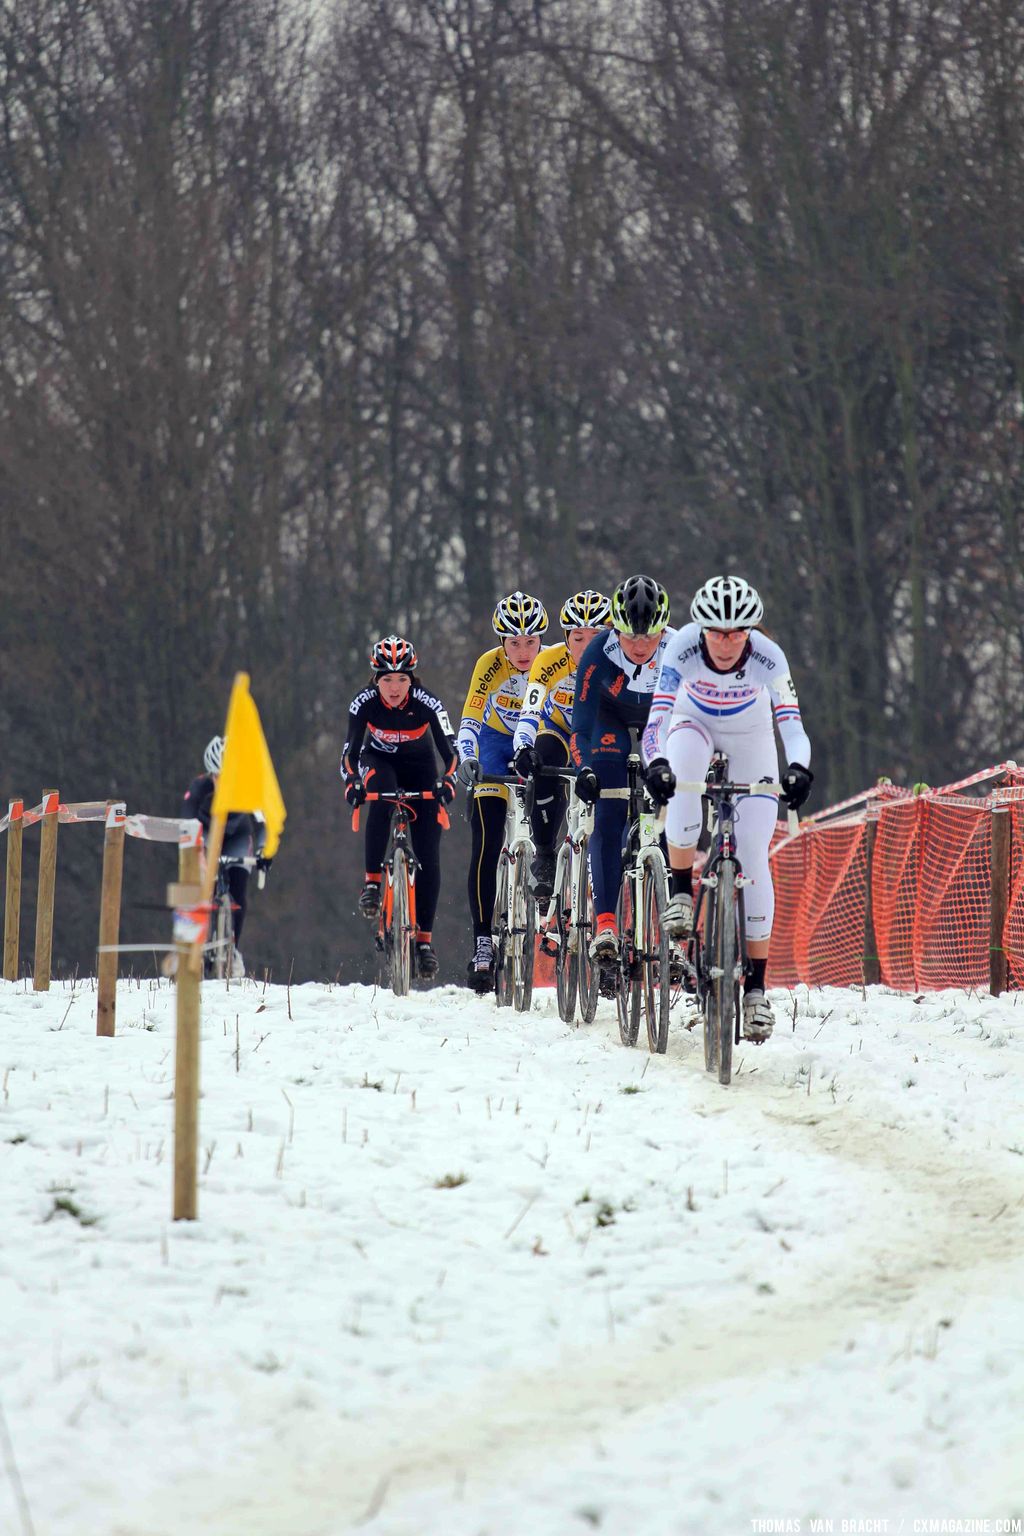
[370,635,418,673]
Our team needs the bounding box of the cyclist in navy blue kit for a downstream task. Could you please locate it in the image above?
[569,575,675,980]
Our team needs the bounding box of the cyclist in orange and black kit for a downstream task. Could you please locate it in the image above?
[341,636,459,979]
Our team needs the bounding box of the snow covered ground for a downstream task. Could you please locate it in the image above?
[0,975,1022,1536]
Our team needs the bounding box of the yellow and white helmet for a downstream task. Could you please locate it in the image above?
[492,590,549,636]
[559,589,611,629]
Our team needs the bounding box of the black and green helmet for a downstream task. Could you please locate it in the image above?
[610,575,671,637]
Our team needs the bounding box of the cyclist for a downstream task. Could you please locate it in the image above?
[183,735,270,978]
[341,636,458,980]
[511,589,612,906]
[642,574,813,1042]
[568,575,675,981]
[458,590,548,990]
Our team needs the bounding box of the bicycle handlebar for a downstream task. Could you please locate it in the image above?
[674,780,784,796]
[363,790,437,801]
[351,789,449,834]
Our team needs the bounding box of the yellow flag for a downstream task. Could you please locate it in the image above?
[211,673,287,858]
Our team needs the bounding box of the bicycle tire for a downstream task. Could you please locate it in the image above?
[212,887,232,981]
[709,860,739,1085]
[641,860,671,1055]
[615,875,641,1047]
[576,836,599,1025]
[389,848,413,997]
[492,858,512,1007]
[554,851,578,1023]
[511,846,535,1012]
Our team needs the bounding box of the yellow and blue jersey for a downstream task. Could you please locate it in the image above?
[458,647,532,779]
[512,644,575,753]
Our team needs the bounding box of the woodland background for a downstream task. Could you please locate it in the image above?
[1,0,1021,982]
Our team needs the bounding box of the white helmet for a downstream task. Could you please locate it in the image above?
[203,735,225,774]
[690,575,763,630]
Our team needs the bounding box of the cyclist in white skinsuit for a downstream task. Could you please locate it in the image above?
[641,575,813,1042]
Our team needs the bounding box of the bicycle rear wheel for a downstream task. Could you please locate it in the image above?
[492,858,512,1007]
[388,849,413,997]
[641,860,671,1055]
[511,847,535,1012]
[615,876,641,1047]
[706,861,739,1084]
[554,851,578,1023]
[575,836,599,1025]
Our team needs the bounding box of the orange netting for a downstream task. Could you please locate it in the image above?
[767,765,1024,993]
[871,799,923,990]
[913,798,991,990]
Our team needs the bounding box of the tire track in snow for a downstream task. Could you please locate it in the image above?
[118,1010,1024,1535]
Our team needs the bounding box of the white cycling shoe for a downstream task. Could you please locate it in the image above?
[663,892,693,938]
[589,928,620,964]
[742,988,774,1042]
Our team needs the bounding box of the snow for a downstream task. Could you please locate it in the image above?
[1,977,1022,1535]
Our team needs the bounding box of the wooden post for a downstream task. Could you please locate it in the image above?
[96,802,127,1037]
[862,817,881,987]
[4,799,24,982]
[173,841,202,1220]
[33,789,60,992]
[990,804,1011,997]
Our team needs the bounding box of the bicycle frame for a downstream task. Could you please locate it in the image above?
[602,754,672,1052]
[477,774,537,1010]
[207,855,258,980]
[354,790,443,995]
[675,765,783,1082]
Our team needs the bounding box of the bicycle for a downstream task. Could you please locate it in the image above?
[476,774,536,1011]
[207,855,262,981]
[353,791,443,997]
[545,773,600,1025]
[601,754,673,1054]
[675,758,785,1086]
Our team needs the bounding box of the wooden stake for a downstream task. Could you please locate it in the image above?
[3,800,24,982]
[174,841,202,1220]
[96,803,127,1037]
[33,790,60,992]
[862,817,881,987]
[990,804,1011,997]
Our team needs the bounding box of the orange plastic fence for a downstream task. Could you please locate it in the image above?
[769,767,1024,992]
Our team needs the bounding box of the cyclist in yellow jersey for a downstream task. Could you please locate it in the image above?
[458,590,548,990]
[511,590,612,905]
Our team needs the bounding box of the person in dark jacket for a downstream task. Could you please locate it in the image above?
[341,635,459,980]
[183,735,268,977]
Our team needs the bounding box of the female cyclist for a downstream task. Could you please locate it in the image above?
[457,590,548,990]
[341,636,459,980]
[642,575,813,1041]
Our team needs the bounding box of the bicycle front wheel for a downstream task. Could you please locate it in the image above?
[641,860,670,1055]
[576,835,599,1025]
[554,851,578,1023]
[493,858,512,1007]
[707,860,739,1085]
[212,889,232,981]
[389,849,413,997]
[615,875,641,1047]
[511,847,535,1013]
